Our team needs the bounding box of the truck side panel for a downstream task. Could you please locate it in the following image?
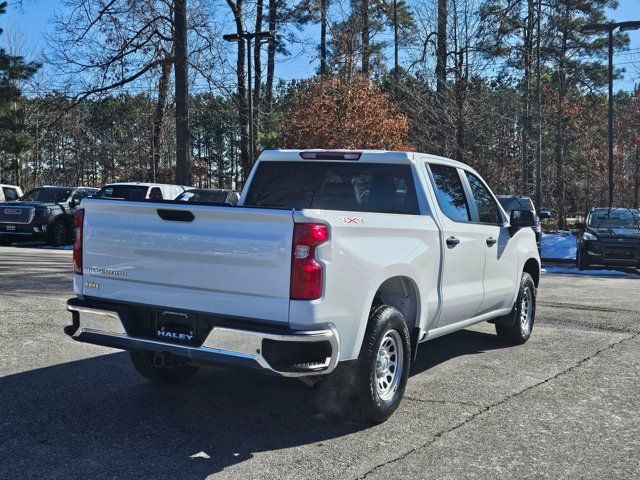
[288,209,441,360]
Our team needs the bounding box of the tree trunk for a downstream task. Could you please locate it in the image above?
[265,0,277,121]
[455,49,465,162]
[174,0,191,185]
[634,145,640,209]
[320,0,327,75]
[554,30,567,230]
[361,0,370,75]
[393,0,399,99]
[534,0,542,211]
[253,0,264,161]
[227,0,250,179]
[436,0,448,156]
[151,58,172,182]
[521,0,534,192]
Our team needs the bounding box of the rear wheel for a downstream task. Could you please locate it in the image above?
[314,305,411,424]
[495,272,536,345]
[129,350,199,384]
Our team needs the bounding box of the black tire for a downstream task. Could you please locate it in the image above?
[129,350,199,384]
[314,305,411,424]
[576,250,589,271]
[495,272,536,345]
[47,220,72,246]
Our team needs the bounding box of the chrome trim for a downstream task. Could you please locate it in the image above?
[0,206,35,224]
[66,303,340,377]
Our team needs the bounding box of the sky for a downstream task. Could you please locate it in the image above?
[3,0,640,91]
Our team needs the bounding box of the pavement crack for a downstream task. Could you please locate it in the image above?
[357,331,639,480]
[403,396,482,408]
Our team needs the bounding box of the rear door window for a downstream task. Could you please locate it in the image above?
[245,161,419,214]
[428,164,471,222]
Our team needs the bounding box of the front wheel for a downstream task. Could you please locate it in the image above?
[576,250,590,271]
[47,220,71,246]
[314,305,411,424]
[495,272,536,345]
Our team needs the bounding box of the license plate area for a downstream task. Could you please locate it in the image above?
[156,311,197,344]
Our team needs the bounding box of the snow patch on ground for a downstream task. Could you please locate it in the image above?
[541,232,576,260]
[543,265,636,277]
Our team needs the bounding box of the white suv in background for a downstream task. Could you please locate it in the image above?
[96,183,189,201]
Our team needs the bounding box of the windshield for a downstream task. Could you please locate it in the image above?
[245,161,419,214]
[21,188,72,203]
[588,209,640,229]
[97,185,148,201]
[177,189,228,203]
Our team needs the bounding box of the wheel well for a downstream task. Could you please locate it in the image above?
[372,276,419,333]
[523,258,540,287]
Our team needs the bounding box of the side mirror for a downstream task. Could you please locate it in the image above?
[69,196,81,208]
[510,209,536,229]
[538,210,552,220]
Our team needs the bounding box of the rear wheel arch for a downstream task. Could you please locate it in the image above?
[523,257,540,287]
[371,276,420,334]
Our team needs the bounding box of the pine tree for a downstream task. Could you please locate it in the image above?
[0,1,38,158]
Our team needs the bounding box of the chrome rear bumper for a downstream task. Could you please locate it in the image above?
[66,300,339,377]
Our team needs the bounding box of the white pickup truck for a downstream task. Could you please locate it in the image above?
[65,150,540,423]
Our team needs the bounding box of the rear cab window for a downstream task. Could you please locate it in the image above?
[244,161,420,215]
[97,185,149,201]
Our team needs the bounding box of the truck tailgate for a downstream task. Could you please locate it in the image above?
[80,200,294,324]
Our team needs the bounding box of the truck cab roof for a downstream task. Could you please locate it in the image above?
[258,149,470,170]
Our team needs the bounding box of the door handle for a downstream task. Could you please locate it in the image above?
[486,237,497,247]
[446,236,460,247]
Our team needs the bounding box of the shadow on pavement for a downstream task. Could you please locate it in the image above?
[0,328,507,479]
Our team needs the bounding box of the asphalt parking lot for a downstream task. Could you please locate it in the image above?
[1,246,639,479]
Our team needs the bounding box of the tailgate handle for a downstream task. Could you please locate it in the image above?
[157,209,194,222]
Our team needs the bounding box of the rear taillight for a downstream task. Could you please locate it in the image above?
[73,209,84,275]
[290,223,328,300]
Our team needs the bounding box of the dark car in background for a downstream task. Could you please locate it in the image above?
[0,186,98,246]
[496,195,551,252]
[576,208,640,270]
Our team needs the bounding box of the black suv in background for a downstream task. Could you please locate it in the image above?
[576,208,640,270]
[0,186,98,246]
[496,195,551,252]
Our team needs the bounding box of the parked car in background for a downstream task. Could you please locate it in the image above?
[0,186,98,245]
[0,184,23,203]
[96,183,189,201]
[576,208,640,270]
[176,188,240,205]
[496,195,551,252]
[66,149,540,423]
